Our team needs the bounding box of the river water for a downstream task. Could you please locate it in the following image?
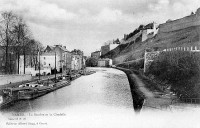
[1,67,133,112]
[0,68,136,128]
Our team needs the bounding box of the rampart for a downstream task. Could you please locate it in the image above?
[158,9,200,33]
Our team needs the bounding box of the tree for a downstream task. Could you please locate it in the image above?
[0,11,17,74]
[26,39,43,70]
[86,57,98,67]
[13,16,31,74]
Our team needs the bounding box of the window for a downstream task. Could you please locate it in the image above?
[44,57,46,60]
[44,62,46,65]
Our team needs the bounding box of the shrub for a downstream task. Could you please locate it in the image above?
[147,51,200,98]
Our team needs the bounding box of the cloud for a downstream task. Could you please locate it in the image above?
[0,0,76,24]
[95,8,123,23]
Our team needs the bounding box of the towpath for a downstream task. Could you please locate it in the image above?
[116,67,176,111]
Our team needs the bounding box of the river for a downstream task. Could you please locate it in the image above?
[0,68,137,128]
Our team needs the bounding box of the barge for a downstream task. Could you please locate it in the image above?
[0,79,70,108]
[18,80,70,100]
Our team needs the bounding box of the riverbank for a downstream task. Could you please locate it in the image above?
[116,67,177,112]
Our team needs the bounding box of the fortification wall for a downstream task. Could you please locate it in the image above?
[158,14,200,33]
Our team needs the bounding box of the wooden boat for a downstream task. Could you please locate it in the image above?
[18,86,53,100]
[0,79,71,108]
[18,80,70,100]
[0,89,13,109]
[0,87,33,108]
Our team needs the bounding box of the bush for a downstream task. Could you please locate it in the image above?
[147,51,200,98]
[118,59,144,70]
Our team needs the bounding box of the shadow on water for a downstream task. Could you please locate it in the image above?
[116,68,145,113]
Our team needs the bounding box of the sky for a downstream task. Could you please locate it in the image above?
[0,0,200,56]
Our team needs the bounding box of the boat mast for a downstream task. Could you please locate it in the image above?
[55,52,56,83]
[38,48,40,80]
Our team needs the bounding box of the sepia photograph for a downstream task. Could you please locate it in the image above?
[0,0,200,127]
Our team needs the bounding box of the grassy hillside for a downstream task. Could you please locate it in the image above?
[104,25,200,64]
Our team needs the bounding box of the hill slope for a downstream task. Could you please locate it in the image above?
[103,25,200,64]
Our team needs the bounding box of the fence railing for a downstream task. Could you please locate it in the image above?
[180,98,200,104]
[163,46,200,52]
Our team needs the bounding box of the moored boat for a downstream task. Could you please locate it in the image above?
[0,87,33,108]
[18,80,71,100]
[0,79,71,109]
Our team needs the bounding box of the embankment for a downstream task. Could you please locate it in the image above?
[116,67,175,112]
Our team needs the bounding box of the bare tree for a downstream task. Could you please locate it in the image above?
[13,16,32,74]
[0,11,17,74]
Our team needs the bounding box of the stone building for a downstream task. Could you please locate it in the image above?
[91,51,101,59]
[142,22,158,42]
[101,44,119,56]
[97,58,112,67]
[71,49,84,70]
[40,45,71,73]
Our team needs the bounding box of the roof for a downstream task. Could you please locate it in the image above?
[45,45,69,53]
[59,46,68,52]
[48,45,54,50]
[41,52,56,56]
[92,51,101,53]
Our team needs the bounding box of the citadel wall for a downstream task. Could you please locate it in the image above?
[158,8,200,33]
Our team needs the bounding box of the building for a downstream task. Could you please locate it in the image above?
[98,58,112,67]
[121,22,158,45]
[40,52,59,71]
[91,51,101,59]
[63,51,72,73]
[71,54,82,70]
[71,49,84,70]
[142,22,158,42]
[101,44,119,56]
[40,45,72,73]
